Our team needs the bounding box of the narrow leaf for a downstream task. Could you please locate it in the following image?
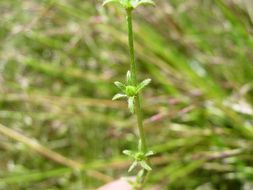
[128,161,138,172]
[128,97,135,113]
[135,0,155,8]
[114,81,125,91]
[136,169,145,182]
[123,150,135,157]
[140,161,152,171]
[145,150,155,157]
[126,70,132,85]
[136,78,151,92]
[138,139,142,151]
[112,93,127,100]
[102,0,119,6]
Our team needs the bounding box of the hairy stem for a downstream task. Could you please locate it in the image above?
[126,8,149,187]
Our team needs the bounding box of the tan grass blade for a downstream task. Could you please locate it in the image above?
[0,123,112,182]
[244,0,253,23]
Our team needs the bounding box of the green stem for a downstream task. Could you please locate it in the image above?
[126,8,147,153]
[126,9,137,85]
[126,8,150,188]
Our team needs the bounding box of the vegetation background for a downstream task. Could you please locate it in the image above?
[1,0,253,189]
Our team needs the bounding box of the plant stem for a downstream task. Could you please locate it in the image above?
[126,8,149,188]
[126,9,147,153]
[126,9,137,85]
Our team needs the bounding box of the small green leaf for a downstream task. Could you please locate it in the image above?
[112,93,127,100]
[102,0,119,6]
[136,78,151,92]
[135,0,155,8]
[140,160,152,171]
[128,96,135,113]
[103,0,155,9]
[136,169,145,182]
[145,150,155,157]
[114,81,125,91]
[138,139,142,151]
[123,150,135,157]
[128,161,138,172]
[126,70,132,85]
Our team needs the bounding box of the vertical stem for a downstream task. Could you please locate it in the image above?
[126,10,150,189]
[126,9,137,84]
[126,9,151,189]
[126,9,147,153]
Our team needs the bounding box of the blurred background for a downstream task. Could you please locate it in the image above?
[1,0,253,189]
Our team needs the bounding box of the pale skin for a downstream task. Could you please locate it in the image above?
[98,178,133,190]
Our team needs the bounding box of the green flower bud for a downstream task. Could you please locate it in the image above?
[135,152,145,161]
[125,85,137,96]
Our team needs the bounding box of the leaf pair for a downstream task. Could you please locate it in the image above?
[123,149,154,172]
[103,0,155,10]
[112,71,151,113]
[113,78,151,98]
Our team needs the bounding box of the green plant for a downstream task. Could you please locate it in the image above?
[103,0,155,189]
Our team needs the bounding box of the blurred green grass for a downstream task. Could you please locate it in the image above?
[1,0,253,189]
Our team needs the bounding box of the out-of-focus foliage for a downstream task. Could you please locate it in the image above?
[0,0,253,189]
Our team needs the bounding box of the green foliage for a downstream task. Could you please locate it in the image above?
[113,71,151,113]
[123,149,154,171]
[107,1,154,187]
[103,0,155,10]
